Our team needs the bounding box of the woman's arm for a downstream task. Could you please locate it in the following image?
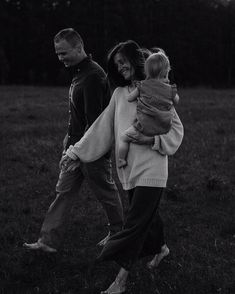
[66,89,117,162]
[153,109,184,155]
[127,109,184,155]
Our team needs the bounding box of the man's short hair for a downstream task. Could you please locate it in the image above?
[54,28,84,48]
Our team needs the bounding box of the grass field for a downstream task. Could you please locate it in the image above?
[0,86,234,294]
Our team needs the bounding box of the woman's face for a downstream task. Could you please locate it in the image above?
[114,52,135,81]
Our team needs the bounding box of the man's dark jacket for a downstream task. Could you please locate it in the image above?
[64,56,111,151]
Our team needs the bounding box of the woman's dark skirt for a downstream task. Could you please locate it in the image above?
[96,186,165,270]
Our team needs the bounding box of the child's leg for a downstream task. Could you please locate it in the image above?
[118,134,131,168]
[118,126,137,168]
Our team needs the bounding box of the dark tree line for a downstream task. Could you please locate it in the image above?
[0,0,234,87]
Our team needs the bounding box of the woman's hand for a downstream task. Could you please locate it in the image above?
[127,132,154,145]
[59,154,80,172]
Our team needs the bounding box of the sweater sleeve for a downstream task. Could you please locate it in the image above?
[66,89,116,162]
[152,108,184,155]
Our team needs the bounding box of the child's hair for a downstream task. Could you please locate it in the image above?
[144,50,171,80]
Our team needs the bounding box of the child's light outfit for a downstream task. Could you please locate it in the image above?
[117,79,178,168]
[127,79,178,137]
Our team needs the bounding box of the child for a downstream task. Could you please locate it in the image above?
[118,50,179,168]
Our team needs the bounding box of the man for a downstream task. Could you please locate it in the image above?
[23,28,124,252]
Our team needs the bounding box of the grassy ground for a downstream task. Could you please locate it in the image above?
[0,86,234,294]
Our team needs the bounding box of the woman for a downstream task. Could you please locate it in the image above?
[62,40,184,294]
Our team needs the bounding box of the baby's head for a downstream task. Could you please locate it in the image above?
[144,50,171,81]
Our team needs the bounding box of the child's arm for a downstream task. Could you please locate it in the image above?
[127,87,139,102]
[171,84,179,105]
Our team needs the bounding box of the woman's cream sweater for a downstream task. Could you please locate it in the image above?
[66,86,184,190]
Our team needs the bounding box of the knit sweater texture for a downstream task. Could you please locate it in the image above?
[66,86,184,190]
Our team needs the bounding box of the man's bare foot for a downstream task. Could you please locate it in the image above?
[118,159,127,168]
[147,244,169,270]
[100,281,126,294]
[97,232,111,247]
[23,240,57,253]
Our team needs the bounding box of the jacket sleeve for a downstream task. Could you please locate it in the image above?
[152,108,184,155]
[66,89,116,162]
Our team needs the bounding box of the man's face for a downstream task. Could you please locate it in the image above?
[54,39,81,67]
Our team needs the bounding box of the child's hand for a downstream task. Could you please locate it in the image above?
[127,132,154,145]
[133,80,141,87]
[161,78,169,84]
[127,94,136,102]
[127,87,139,102]
[173,94,180,105]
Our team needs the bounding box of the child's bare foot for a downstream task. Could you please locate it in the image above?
[147,244,169,270]
[100,280,126,294]
[118,159,127,168]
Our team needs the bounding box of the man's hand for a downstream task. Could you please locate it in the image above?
[127,132,154,145]
[59,154,80,172]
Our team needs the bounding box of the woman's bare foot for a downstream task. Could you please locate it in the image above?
[101,268,128,294]
[97,231,111,246]
[100,281,126,294]
[23,240,57,253]
[147,244,170,270]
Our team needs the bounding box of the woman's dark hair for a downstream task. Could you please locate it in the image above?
[107,40,145,89]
